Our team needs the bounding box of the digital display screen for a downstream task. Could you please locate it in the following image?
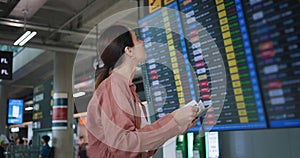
[139,1,198,121]
[139,0,300,130]
[205,132,220,158]
[178,0,267,131]
[7,99,24,124]
[242,0,300,128]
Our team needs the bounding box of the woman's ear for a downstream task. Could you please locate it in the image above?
[124,46,133,57]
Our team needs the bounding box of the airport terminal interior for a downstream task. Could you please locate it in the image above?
[0,0,300,157]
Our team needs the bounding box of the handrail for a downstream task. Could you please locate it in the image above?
[4,143,40,158]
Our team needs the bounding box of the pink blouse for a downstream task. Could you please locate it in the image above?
[86,72,186,158]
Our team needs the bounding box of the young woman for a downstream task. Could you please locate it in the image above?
[86,25,200,158]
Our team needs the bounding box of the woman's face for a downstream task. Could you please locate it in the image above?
[130,30,147,62]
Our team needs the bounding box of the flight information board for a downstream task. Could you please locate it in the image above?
[140,0,300,130]
[139,1,197,121]
[178,0,267,131]
[242,0,300,128]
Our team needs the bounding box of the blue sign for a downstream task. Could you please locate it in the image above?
[7,99,24,124]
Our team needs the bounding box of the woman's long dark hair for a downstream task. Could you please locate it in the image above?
[95,25,134,89]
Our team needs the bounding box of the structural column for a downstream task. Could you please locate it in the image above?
[0,84,8,135]
[52,52,75,158]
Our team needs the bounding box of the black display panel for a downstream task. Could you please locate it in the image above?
[178,0,267,131]
[242,0,300,128]
[0,51,13,80]
[138,1,198,122]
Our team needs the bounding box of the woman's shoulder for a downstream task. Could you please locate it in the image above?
[97,72,130,92]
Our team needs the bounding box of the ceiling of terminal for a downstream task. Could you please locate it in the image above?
[0,0,142,102]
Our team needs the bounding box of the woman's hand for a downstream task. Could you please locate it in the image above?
[183,117,199,133]
[171,106,199,126]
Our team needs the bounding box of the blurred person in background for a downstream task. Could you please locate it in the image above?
[78,135,88,158]
[39,135,51,158]
[0,132,9,158]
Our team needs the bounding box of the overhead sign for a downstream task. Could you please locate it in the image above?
[32,79,53,129]
[0,51,12,80]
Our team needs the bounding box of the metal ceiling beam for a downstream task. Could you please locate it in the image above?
[41,5,76,15]
[0,0,19,17]
[0,38,95,54]
[0,2,6,10]
[0,17,95,38]
[82,0,137,29]
[45,0,98,41]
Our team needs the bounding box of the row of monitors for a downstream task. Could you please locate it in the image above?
[138,0,300,131]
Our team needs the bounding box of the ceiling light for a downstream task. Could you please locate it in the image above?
[11,127,20,132]
[19,31,37,46]
[73,92,86,98]
[13,31,31,45]
[25,107,33,111]
[25,100,33,105]
[13,31,37,46]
